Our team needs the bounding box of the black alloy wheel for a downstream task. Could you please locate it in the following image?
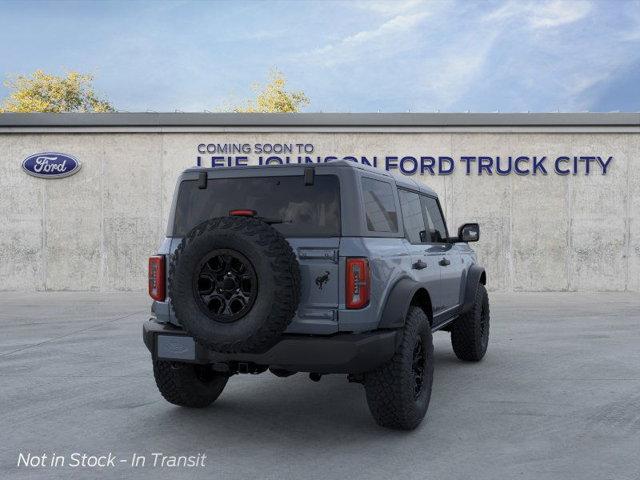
[193,249,258,323]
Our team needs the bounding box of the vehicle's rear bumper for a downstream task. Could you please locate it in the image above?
[143,319,399,374]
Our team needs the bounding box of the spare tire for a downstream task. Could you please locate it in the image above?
[169,216,300,353]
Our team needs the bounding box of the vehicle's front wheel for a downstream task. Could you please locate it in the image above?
[451,283,490,361]
[363,307,434,430]
[153,360,228,408]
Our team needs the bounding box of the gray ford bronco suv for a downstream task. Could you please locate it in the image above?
[144,160,489,430]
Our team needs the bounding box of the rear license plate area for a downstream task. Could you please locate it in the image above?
[156,335,196,361]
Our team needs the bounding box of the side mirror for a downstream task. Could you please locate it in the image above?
[458,223,480,242]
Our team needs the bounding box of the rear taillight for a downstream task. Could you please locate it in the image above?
[346,258,369,309]
[148,255,165,301]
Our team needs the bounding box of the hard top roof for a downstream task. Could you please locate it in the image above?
[184,160,437,197]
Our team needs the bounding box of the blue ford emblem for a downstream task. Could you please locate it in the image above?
[22,152,81,179]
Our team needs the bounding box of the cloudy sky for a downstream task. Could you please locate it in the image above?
[0,0,638,112]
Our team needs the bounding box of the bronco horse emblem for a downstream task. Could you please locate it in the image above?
[315,271,330,290]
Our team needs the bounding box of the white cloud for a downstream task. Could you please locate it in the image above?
[300,11,430,66]
[566,71,611,98]
[483,0,591,29]
[482,1,523,22]
[338,12,427,44]
[619,0,640,41]
[530,0,592,28]
[476,0,637,111]
[291,0,635,112]
[352,0,430,16]
[419,29,500,109]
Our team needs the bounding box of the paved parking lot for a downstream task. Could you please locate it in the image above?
[1,291,639,480]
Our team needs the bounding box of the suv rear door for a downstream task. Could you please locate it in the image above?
[398,189,444,313]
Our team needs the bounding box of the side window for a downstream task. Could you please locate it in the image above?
[361,177,398,233]
[421,196,448,243]
[399,190,427,244]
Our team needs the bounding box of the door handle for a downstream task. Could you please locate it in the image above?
[412,260,428,270]
[439,258,451,266]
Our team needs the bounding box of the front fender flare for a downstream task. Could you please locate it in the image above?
[378,277,424,329]
[461,265,486,314]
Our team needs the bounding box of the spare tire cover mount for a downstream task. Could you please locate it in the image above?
[169,216,301,354]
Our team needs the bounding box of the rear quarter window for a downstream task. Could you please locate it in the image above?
[361,177,398,233]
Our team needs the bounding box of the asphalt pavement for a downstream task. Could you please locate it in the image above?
[1,291,639,480]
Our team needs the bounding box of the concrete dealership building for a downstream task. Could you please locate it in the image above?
[1,112,639,292]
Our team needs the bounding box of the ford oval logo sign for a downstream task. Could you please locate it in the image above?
[22,152,81,179]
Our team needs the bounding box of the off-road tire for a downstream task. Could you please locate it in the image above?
[169,216,301,353]
[364,307,434,430]
[153,360,228,408]
[451,283,490,361]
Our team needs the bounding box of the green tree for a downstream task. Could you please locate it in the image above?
[234,69,309,113]
[0,70,114,113]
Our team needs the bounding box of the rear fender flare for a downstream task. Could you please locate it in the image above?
[378,278,429,329]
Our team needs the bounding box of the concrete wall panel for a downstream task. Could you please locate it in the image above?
[0,135,45,290]
[41,136,103,290]
[0,129,638,292]
[450,134,512,291]
[101,134,164,290]
[568,134,630,291]
[626,135,640,292]
[508,134,571,291]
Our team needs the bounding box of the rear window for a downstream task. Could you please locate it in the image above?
[172,175,341,237]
